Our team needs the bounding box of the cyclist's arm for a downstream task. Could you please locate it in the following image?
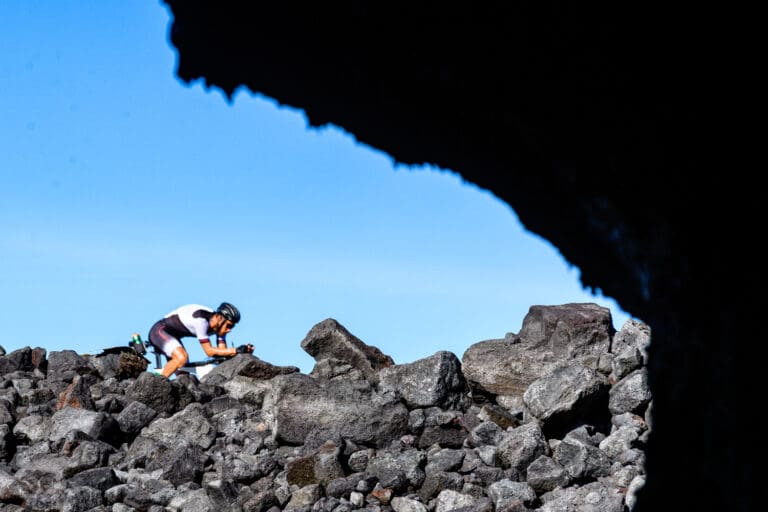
[200,339,236,357]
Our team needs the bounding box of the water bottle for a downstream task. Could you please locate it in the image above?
[131,332,146,355]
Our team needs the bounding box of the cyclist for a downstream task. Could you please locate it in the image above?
[148,302,254,378]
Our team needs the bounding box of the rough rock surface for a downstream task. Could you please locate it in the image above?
[0,304,651,511]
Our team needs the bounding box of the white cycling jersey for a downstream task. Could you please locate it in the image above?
[148,303,229,358]
[163,304,216,341]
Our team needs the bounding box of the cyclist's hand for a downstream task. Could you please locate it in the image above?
[236,344,254,354]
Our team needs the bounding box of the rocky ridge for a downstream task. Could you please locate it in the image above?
[0,303,651,512]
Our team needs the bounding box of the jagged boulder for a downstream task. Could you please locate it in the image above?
[48,407,115,443]
[125,371,195,416]
[46,349,97,383]
[462,303,613,400]
[538,480,625,512]
[523,362,611,438]
[608,368,652,416]
[0,346,47,376]
[518,303,614,358]
[496,422,549,474]
[202,353,299,386]
[261,373,409,446]
[379,351,471,410]
[141,402,216,450]
[611,319,651,359]
[301,318,394,384]
[56,375,95,410]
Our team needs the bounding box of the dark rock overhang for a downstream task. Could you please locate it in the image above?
[160,2,755,511]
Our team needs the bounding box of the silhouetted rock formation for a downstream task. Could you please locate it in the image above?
[0,303,650,511]
[159,3,754,510]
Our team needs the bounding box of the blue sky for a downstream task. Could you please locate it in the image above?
[1,1,632,374]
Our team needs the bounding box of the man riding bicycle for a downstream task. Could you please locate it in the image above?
[148,302,254,378]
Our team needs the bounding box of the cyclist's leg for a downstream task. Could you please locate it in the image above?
[162,346,189,377]
[148,321,188,377]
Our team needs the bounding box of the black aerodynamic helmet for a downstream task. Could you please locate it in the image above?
[216,302,241,324]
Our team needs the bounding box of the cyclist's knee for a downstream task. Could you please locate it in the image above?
[171,347,188,366]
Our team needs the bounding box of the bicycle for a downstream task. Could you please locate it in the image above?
[128,333,228,378]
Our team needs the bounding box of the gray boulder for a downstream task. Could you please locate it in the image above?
[379,351,470,410]
[486,479,538,509]
[611,318,651,359]
[519,303,614,359]
[140,403,216,450]
[523,362,611,438]
[608,368,652,416]
[48,407,113,443]
[202,354,299,386]
[553,439,611,481]
[462,303,613,398]
[46,350,94,384]
[261,373,408,446]
[538,480,625,512]
[526,455,570,493]
[0,347,47,377]
[116,400,158,434]
[125,371,194,416]
[365,447,426,490]
[300,318,394,384]
[496,422,549,473]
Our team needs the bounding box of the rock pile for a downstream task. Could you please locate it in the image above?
[0,303,651,512]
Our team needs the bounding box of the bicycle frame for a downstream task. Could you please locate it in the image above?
[146,343,227,377]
